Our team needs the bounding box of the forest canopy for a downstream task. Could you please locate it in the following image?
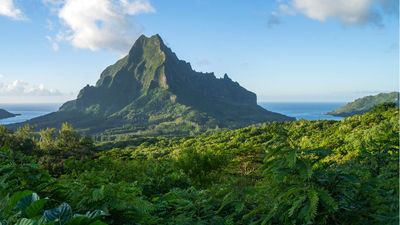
[0,103,398,224]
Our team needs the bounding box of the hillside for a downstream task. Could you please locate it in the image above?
[326,92,399,117]
[8,34,294,136]
[0,104,398,224]
[0,109,19,120]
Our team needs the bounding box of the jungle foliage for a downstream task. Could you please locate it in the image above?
[0,104,398,224]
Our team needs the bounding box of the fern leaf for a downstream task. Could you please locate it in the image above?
[288,196,306,217]
[307,189,319,221]
[277,187,304,201]
[316,187,338,211]
[299,160,313,180]
[287,149,297,168]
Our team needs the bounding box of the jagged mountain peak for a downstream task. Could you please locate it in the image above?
[95,34,179,91]
[133,34,164,48]
[14,34,294,135]
[129,34,166,58]
[67,34,274,111]
[127,34,179,64]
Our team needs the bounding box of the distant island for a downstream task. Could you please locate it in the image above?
[0,109,19,120]
[8,34,294,136]
[326,92,399,117]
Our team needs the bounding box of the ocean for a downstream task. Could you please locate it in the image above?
[0,102,346,125]
[259,102,346,121]
[0,103,62,125]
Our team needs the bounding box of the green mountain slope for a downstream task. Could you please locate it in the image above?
[9,34,294,135]
[0,109,19,120]
[326,92,399,117]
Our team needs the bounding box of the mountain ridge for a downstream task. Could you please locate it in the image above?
[8,34,294,136]
[326,92,399,117]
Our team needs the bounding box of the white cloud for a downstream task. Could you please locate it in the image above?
[6,80,27,94]
[1,80,63,96]
[279,4,296,15]
[278,0,398,26]
[0,0,26,20]
[51,42,59,51]
[46,36,59,51]
[46,0,155,54]
[120,0,154,15]
[28,83,63,96]
[41,0,64,15]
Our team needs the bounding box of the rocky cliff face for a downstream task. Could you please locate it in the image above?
[11,34,294,136]
[64,34,257,115]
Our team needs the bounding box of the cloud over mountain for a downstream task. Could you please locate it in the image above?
[50,0,155,54]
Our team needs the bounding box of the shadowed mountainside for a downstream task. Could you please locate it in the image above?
[8,34,294,136]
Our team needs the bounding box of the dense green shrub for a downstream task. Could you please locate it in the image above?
[173,147,229,187]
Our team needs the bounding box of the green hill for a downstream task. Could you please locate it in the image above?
[8,34,294,135]
[0,109,19,120]
[326,92,399,117]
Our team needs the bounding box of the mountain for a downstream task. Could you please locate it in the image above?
[0,109,19,120]
[9,34,294,136]
[326,92,399,117]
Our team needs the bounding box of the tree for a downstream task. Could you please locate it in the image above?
[56,123,81,149]
[39,128,57,152]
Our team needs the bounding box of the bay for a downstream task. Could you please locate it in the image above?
[0,103,62,125]
[0,102,347,126]
[259,102,346,121]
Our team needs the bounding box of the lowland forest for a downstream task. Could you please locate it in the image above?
[0,103,398,224]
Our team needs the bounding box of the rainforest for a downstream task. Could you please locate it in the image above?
[1,103,398,225]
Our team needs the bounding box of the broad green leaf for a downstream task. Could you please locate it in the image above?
[18,193,40,216]
[17,216,47,225]
[26,199,48,218]
[5,190,33,215]
[44,203,72,225]
[33,216,47,225]
[15,218,34,225]
[84,210,107,219]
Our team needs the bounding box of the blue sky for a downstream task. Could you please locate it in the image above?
[0,0,398,103]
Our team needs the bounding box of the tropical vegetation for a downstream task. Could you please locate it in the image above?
[1,103,398,224]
